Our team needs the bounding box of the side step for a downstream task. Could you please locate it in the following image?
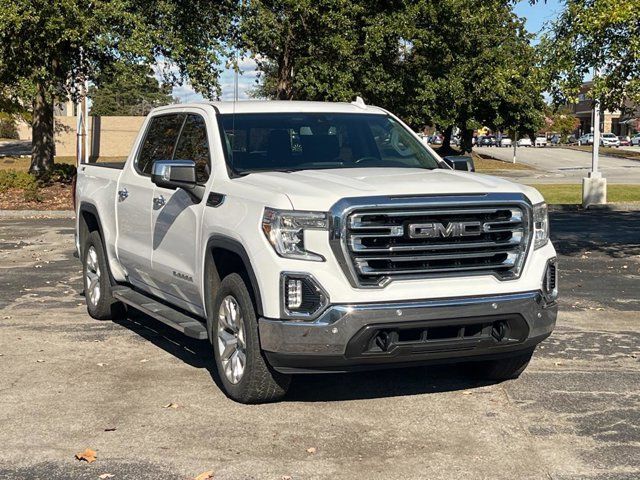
[112,287,208,340]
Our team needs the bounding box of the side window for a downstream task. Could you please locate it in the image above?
[173,114,211,184]
[136,114,185,175]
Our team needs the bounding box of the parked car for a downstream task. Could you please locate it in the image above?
[517,137,533,147]
[578,134,594,146]
[617,136,630,147]
[550,134,561,145]
[479,135,496,147]
[429,134,443,145]
[600,133,620,147]
[535,136,548,147]
[631,134,640,146]
[76,100,558,403]
[498,137,512,147]
[566,135,578,145]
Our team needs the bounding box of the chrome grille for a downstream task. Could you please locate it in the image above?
[330,195,532,288]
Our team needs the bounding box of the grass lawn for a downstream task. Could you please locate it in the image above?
[473,154,533,172]
[0,156,77,171]
[564,145,640,160]
[533,184,640,204]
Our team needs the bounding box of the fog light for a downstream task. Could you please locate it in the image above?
[286,279,303,309]
[281,273,329,320]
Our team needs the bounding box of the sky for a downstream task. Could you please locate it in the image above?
[171,0,565,104]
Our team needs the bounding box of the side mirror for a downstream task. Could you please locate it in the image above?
[151,160,204,201]
[443,155,475,172]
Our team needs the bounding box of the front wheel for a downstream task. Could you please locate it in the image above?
[82,230,125,320]
[210,273,290,403]
[466,348,535,381]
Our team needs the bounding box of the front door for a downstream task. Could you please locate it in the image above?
[115,113,185,292]
[150,112,211,313]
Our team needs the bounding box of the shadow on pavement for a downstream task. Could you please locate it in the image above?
[551,210,640,257]
[114,307,494,402]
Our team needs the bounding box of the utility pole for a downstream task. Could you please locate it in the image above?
[582,73,607,207]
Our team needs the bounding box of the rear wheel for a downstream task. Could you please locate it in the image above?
[82,230,125,320]
[467,349,535,381]
[210,273,290,403]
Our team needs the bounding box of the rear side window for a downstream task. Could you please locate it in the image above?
[136,114,185,175]
[173,114,211,184]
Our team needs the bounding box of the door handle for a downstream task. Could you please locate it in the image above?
[117,188,128,201]
[153,195,166,208]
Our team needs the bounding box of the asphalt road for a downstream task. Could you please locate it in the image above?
[476,146,640,184]
[0,214,638,479]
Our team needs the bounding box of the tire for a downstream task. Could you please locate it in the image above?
[210,273,290,403]
[82,230,126,320]
[466,348,535,381]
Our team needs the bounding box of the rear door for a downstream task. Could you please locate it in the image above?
[150,112,212,313]
[115,113,184,291]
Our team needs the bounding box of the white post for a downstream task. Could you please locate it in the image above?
[582,84,607,207]
[513,132,517,163]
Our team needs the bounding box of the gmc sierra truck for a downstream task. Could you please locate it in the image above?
[75,100,558,403]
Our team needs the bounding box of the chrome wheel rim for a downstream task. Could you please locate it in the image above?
[85,246,101,306]
[217,295,246,384]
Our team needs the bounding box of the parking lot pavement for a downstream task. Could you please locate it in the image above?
[0,140,30,157]
[476,146,640,184]
[0,214,638,480]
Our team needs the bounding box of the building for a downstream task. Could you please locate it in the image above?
[571,81,639,136]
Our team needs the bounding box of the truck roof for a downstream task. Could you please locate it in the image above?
[152,100,388,115]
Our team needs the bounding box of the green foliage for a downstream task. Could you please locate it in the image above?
[0,112,18,139]
[539,0,640,110]
[0,0,235,173]
[242,0,546,152]
[89,63,174,116]
[0,170,38,192]
[548,107,579,141]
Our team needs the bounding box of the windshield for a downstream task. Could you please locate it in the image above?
[219,113,440,174]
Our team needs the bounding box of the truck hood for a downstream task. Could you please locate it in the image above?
[235,167,543,210]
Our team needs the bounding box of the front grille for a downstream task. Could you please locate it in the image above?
[334,197,531,287]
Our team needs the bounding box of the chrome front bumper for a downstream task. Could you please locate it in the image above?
[259,291,557,373]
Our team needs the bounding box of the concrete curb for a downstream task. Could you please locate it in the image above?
[549,203,640,212]
[0,209,75,219]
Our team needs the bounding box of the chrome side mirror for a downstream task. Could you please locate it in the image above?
[151,160,204,201]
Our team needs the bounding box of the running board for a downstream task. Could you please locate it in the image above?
[112,287,208,340]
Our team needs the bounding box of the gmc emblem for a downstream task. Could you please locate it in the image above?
[408,221,482,238]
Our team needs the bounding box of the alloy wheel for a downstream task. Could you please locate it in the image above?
[217,295,247,384]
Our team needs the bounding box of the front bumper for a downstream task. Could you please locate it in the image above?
[259,291,557,373]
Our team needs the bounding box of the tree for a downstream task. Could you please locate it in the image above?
[240,0,405,106]
[403,0,545,153]
[89,63,174,116]
[243,0,546,154]
[539,0,640,111]
[0,0,234,175]
[548,107,579,141]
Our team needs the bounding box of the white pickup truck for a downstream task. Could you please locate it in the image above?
[75,100,558,403]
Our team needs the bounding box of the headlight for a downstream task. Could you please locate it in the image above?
[262,208,328,261]
[533,202,549,249]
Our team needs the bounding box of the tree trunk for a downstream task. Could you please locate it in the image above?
[440,125,455,155]
[460,128,474,154]
[30,81,55,176]
[276,51,294,100]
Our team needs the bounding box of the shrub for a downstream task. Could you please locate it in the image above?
[22,182,43,203]
[0,170,38,192]
[0,116,19,140]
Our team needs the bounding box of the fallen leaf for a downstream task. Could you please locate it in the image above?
[163,403,179,409]
[97,363,107,367]
[2,316,11,319]
[139,359,149,363]
[194,470,214,480]
[75,448,97,463]
[306,447,316,454]
[554,361,562,366]
[282,476,292,480]
[36,359,45,363]
[461,391,473,395]
[98,474,114,479]
[104,427,116,432]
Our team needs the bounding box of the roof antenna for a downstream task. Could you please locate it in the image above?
[352,96,366,109]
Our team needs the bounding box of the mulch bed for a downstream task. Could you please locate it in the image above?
[0,184,73,210]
